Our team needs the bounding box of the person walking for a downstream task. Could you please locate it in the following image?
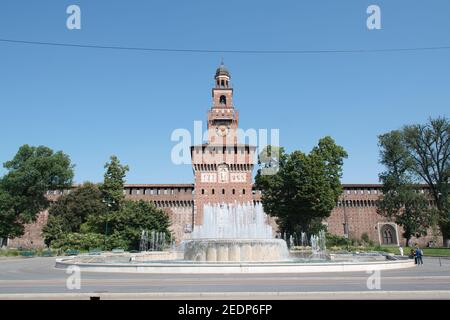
[399,246,404,257]
[415,245,423,265]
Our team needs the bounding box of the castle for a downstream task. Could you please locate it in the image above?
[6,64,440,249]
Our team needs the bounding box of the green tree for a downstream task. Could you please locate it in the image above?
[42,183,106,246]
[101,155,129,211]
[402,117,450,246]
[0,145,74,240]
[84,200,171,250]
[377,131,434,246]
[255,137,347,235]
[378,117,450,246]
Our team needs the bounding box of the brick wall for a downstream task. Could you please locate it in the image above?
[6,184,442,249]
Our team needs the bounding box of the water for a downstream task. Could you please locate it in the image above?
[309,230,327,259]
[139,202,328,263]
[184,202,288,262]
[192,202,274,239]
[139,230,171,252]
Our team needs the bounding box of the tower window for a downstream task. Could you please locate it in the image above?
[219,95,227,105]
[212,189,215,195]
[242,189,246,195]
[221,80,225,87]
[201,189,205,195]
[222,189,225,195]
[232,189,235,195]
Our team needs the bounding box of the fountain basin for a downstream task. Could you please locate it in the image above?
[55,257,415,274]
[183,239,289,262]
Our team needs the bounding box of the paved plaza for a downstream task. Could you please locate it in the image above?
[0,256,449,299]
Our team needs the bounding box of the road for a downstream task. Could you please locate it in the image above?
[0,256,449,299]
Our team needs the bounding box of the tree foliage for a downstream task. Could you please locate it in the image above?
[377,131,434,246]
[44,155,171,251]
[101,155,129,211]
[255,137,347,234]
[378,117,450,245]
[42,183,106,246]
[83,200,171,250]
[0,145,74,240]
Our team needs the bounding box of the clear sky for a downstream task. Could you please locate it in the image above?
[0,0,449,185]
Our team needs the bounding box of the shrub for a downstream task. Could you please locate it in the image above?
[326,233,350,247]
[0,248,19,256]
[361,232,370,244]
[51,232,105,251]
[83,200,171,251]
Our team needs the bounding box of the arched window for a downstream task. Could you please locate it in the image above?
[212,189,215,195]
[380,224,397,245]
[221,80,225,87]
[222,189,225,195]
[232,189,235,195]
[242,189,246,195]
[383,229,393,244]
[201,189,205,195]
[219,95,227,105]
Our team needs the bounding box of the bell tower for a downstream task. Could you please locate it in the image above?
[207,62,239,145]
[191,63,256,227]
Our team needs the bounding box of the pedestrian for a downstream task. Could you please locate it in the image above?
[415,245,423,265]
[410,248,416,264]
[399,246,404,257]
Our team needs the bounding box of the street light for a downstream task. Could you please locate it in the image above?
[102,199,115,250]
[342,193,349,239]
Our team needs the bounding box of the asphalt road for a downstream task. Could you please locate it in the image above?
[0,256,449,299]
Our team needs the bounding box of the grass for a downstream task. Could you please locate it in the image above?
[422,248,450,256]
[325,245,450,256]
[0,248,60,257]
[374,246,450,256]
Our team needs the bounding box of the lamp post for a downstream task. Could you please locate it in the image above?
[342,193,349,239]
[102,199,115,250]
[342,192,350,252]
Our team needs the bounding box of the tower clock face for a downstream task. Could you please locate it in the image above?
[216,125,229,137]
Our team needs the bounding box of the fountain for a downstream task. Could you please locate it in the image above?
[139,230,171,252]
[183,202,289,262]
[55,202,415,273]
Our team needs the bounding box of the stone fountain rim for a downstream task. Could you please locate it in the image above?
[183,238,287,242]
[55,257,415,273]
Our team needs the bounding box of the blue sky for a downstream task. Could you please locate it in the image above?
[0,0,449,184]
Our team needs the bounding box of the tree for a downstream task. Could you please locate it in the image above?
[83,200,171,250]
[0,145,74,240]
[311,136,348,204]
[101,155,129,211]
[378,117,450,246]
[377,131,433,246]
[402,117,450,246]
[42,183,106,246]
[45,155,171,251]
[255,137,347,235]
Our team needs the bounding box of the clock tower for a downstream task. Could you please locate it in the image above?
[191,63,256,227]
[207,62,238,145]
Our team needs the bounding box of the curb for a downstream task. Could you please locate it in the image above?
[1,290,450,300]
